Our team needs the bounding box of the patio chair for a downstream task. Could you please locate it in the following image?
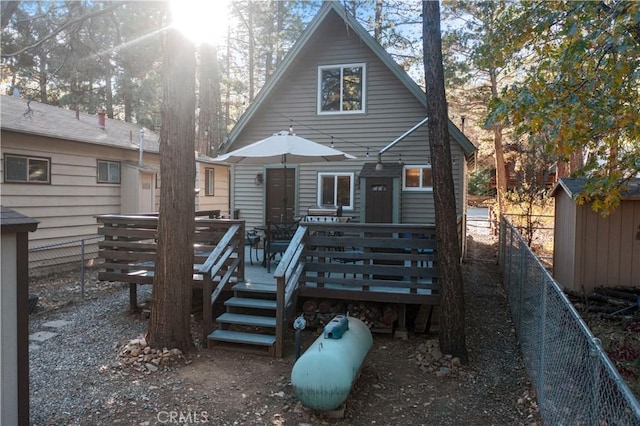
[264,220,298,273]
[245,229,262,266]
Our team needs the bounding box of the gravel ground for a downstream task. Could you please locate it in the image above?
[29,219,541,425]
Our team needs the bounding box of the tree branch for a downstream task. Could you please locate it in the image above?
[1,3,124,58]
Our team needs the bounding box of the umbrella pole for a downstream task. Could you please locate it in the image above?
[282,155,288,222]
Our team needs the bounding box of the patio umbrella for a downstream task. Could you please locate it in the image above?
[213,130,356,220]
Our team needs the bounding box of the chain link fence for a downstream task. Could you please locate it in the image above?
[29,235,104,299]
[499,216,640,424]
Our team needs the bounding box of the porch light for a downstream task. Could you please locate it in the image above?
[255,172,264,186]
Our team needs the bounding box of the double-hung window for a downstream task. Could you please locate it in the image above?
[97,160,120,184]
[317,172,354,209]
[318,63,366,114]
[4,154,50,184]
[403,165,433,191]
[204,168,215,196]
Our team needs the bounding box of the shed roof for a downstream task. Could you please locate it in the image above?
[359,162,404,178]
[0,205,39,233]
[0,95,160,153]
[551,177,640,200]
[224,1,476,157]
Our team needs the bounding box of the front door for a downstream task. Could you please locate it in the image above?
[139,172,155,213]
[265,167,295,223]
[365,177,393,223]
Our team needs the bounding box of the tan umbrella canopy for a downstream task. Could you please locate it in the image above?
[213,130,356,220]
[213,130,356,164]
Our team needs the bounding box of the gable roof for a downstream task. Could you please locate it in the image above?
[0,95,160,153]
[225,1,476,156]
[551,177,640,200]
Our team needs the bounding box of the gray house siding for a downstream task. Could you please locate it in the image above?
[228,11,468,229]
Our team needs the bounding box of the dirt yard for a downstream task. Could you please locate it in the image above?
[29,225,542,425]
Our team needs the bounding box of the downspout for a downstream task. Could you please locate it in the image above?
[138,129,144,167]
[377,117,429,166]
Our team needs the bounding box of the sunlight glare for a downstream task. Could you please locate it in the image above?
[170,0,230,45]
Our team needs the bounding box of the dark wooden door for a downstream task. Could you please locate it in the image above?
[365,177,393,223]
[266,168,295,223]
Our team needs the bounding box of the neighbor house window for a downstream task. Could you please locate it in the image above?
[4,154,50,184]
[403,165,433,191]
[97,160,120,183]
[318,63,366,114]
[317,172,354,209]
[205,168,215,196]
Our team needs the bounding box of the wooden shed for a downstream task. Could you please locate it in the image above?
[551,177,640,293]
[1,206,39,425]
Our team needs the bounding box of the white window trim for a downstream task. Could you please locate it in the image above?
[97,160,121,184]
[4,154,51,184]
[317,63,366,115]
[402,165,433,192]
[317,172,355,209]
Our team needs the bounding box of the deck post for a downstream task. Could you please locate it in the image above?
[275,274,285,358]
[129,283,138,311]
[202,274,212,344]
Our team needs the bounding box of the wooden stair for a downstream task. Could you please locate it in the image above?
[207,281,278,356]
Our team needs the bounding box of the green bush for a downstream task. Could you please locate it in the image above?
[468,168,492,196]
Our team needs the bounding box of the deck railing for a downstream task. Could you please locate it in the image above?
[273,222,440,358]
[96,215,244,311]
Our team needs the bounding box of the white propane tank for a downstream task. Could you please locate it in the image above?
[291,315,373,411]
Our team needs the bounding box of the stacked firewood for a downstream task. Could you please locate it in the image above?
[300,299,399,331]
[565,287,640,317]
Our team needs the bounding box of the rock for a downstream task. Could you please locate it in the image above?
[451,357,461,368]
[435,367,451,377]
[272,391,285,398]
[145,363,158,372]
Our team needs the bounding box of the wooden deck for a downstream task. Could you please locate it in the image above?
[96,216,441,358]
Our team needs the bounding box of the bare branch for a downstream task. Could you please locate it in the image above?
[1,3,124,58]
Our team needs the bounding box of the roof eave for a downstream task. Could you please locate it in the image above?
[1,127,159,154]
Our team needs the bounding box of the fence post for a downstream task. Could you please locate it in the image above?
[80,239,85,299]
[538,268,547,413]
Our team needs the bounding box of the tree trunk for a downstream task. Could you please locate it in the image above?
[147,20,196,352]
[103,55,114,118]
[198,43,222,157]
[489,70,507,214]
[422,0,468,364]
[374,0,383,42]
[248,5,255,102]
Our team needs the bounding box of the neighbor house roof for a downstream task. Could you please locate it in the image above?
[551,177,640,200]
[0,95,160,153]
[224,1,476,156]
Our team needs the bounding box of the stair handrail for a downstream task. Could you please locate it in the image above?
[273,225,308,358]
[199,222,244,342]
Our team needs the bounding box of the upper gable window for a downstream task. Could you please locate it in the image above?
[318,63,366,114]
[4,154,50,184]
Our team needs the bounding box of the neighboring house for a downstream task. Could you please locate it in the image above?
[0,95,229,272]
[221,1,476,232]
[551,177,640,293]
